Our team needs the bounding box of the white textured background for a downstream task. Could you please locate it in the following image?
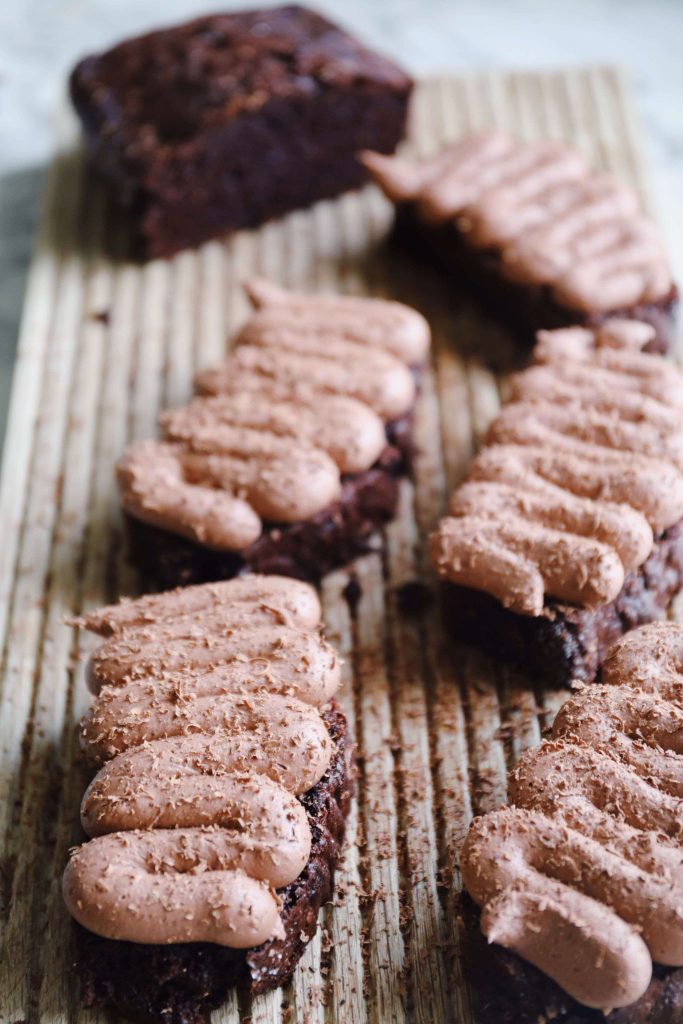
[1,0,682,442]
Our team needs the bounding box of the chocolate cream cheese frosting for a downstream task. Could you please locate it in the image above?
[63,575,342,949]
[363,132,673,314]
[462,621,683,1011]
[430,319,683,616]
[117,279,430,552]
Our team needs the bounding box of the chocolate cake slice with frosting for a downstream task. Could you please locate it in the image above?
[461,622,683,1022]
[63,575,353,1022]
[430,319,683,685]
[119,279,430,588]
[363,133,677,352]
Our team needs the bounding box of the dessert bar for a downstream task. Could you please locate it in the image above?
[119,279,430,588]
[363,132,677,351]
[63,575,353,1021]
[70,5,412,258]
[430,319,683,685]
[461,622,683,1021]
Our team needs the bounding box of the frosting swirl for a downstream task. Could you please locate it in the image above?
[601,620,683,701]
[64,830,286,947]
[241,278,430,364]
[76,576,323,636]
[87,618,339,700]
[81,769,311,887]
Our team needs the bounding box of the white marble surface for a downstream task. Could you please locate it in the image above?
[1,0,682,443]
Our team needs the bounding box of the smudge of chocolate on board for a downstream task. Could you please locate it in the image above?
[342,576,362,615]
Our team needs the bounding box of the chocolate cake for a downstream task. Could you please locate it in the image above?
[76,705,352,1022]
[441,520,683,688]
[117,280,430,588]
[460,622,683,1021]
[70,5,412,258]
[363,133,677,352]
[63,576,354,1021]
[460,894,683,1024]
[430,319,683,685]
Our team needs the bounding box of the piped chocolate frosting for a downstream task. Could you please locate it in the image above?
[117,280,430,552]
[461,621,683,1011]
[63,575,343,949]
[430,320,683,615]
[363,133,672,313]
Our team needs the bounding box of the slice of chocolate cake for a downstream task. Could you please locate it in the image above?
[363,133,677,352]
[118,280,431,589]
[63,575,353,1022]
[460,622,683,1022]
[70,6,412,258]
[430,319,683,686]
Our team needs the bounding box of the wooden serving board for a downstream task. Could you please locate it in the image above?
[0,69,680,1024]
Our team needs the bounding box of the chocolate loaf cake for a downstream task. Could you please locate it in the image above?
[430,319,683,686]
[460,622,683,1021]
[118,280,430,588]
[363,133,677,352]
[63,575,353,1021]
[70,5,412,258]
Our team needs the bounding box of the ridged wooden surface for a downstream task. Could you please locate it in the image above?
[0,69,679,1024]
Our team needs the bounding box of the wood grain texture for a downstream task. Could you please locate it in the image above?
[0,69,678,1024]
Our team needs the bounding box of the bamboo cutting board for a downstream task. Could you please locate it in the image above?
[0,69,680,1024]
